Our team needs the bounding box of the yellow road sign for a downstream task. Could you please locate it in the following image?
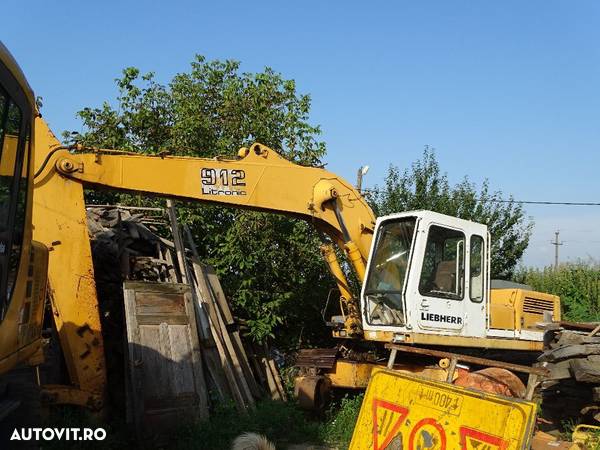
[349,368,536,450]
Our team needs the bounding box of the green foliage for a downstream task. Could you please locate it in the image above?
[68,56,332,344]
[43,394,365,449]
[67,58,325,162]
[174,394,364,450]
[174,399,322,449]
[515,262,600,322]
[321,393,364,449]
[369,147,533,278]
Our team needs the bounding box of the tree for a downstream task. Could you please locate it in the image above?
[369,147,533,278]
[68,56,332,344]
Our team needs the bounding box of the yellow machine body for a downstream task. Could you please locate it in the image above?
[490,288,561,331]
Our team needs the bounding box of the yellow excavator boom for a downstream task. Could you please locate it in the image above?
[32,117,376,409]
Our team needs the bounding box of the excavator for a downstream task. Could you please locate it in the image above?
[1,40,597,447]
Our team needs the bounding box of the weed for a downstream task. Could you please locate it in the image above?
[173,399,323,449]
[320,393,364,449]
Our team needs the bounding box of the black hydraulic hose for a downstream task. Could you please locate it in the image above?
[331,200,351,243]
[33,146,69,179]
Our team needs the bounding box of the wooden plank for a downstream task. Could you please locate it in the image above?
[570,358,600,383]
[201,345,230,401]
[194,269,247,411]
[181,287,209,420]
[204,265,234,325]
[589,324,600,337]
[560,321,600,331]
[264,343,287,402]
[194,262,255,409]
[446,358,458,383]
[542,344,600,362]
[166,200,188,284]
[262,355,281,401]
[231,330,262,398]
[125,281,187,294]
[268,357,287,402]
[248,348,268,389]
[203,264,261,398]
[296,348,338,368]
[163,248,179,283]
[166,203,213,350]
[209,289,256,408]
[206,300,248,411]
[124,332,133,425]
[189,265,212,343]
[135,292,186,315]
[183,224,200,258]
[557,331,600,346]
[136,315,189,326]
[123,287,144,437]
[545,360,572,380]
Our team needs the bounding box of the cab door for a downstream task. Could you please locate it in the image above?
[0,44,40,369]
[406,216,488,337]
[0,74,31,322]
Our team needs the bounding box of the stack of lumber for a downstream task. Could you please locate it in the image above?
[86,203,288,417]
[539,327,600,423]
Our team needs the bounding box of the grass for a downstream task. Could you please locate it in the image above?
[320,393,364,449]
[174,393,364,449]
[174,399,322,449]
[39,391,365,449]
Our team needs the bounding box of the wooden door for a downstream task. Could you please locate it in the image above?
[123,282,208,437]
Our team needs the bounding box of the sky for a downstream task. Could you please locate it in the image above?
[3,1,600,268]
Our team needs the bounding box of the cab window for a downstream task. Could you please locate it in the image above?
[419,225,465,300]
[0,89,11,229]
[0,82,28,318]
[470,235,484,302]
[364,217,416,326]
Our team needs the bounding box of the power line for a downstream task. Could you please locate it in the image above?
[491,200,600,206]
[361,188,600,206]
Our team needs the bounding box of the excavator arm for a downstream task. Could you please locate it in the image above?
[32,118,375,409]
[42,135,375,269]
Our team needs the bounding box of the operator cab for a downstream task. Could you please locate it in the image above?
[361,211,489,338]
[0,42,34,322]
[0,42,48,369]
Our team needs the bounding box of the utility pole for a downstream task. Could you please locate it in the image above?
[551,230,563,270]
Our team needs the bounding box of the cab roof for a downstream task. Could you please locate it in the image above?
[377,209,489,233]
